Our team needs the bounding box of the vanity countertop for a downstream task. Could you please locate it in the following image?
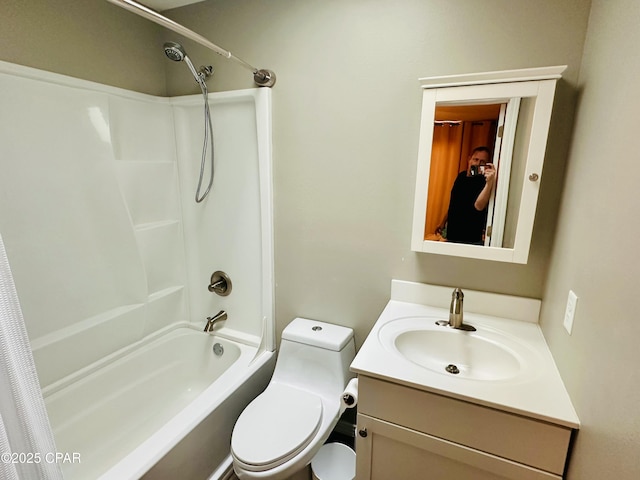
[351,285,579,429]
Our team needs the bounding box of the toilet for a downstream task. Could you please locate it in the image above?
[231,318,356,480]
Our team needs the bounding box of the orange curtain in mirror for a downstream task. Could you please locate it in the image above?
[424,124,463,238]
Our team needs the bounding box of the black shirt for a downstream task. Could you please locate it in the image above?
[446,172,487,244]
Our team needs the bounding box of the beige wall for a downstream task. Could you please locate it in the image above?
[167,0,590,347]
[0,0,167,95]
[539,0,640,478]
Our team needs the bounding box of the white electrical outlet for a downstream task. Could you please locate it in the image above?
[563,290,578,334]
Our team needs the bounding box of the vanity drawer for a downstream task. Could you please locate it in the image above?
[358,376,572,475]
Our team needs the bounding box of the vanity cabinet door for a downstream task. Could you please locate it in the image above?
[358,375,571,474]
[356,414,561,480]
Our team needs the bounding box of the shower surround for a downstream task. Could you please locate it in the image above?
[0,60,275,479]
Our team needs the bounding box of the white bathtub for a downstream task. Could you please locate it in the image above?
[43,323,275,480]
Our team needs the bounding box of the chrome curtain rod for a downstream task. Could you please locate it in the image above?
[105,0,275,87]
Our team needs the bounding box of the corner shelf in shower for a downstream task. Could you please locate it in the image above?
[134,219,180,232]
[148,285,184,301]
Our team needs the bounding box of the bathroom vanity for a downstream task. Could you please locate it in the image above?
[350,281,579,480]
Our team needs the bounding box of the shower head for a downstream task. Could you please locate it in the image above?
[163,41,186,62]
[163,41,205,85]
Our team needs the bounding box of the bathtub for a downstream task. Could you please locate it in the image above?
[43,323,275,480]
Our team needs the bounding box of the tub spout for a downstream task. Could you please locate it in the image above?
[204,310,227,332]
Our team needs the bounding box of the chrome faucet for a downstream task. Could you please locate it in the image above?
[204,310,227,333]
[449,288,464,328]
[436,288,476,331]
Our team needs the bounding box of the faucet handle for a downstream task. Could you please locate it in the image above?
[208,271,232,296]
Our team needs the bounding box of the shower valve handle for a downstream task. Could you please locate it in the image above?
[208,271,232,296]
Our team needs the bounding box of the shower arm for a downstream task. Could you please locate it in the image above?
[105,0,275,87]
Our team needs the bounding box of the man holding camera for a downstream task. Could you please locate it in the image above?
[437,146,496,245]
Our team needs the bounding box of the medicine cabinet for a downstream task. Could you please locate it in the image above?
[411,66,566,263]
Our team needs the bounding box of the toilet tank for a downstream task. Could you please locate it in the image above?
[273,318,355,399]
[282,318,353,351]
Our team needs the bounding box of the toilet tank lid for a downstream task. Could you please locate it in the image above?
[282,318,353,351]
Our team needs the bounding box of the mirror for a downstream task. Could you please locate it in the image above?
[411,66,566,263]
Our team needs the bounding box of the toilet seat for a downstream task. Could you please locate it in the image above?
[231,384,323,471]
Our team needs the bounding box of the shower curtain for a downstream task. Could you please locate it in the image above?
[0,234,63,480]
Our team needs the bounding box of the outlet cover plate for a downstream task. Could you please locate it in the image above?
[563,290,578,334]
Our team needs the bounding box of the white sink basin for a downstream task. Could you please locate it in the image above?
[378,317,538,381]
[350,289,580,428]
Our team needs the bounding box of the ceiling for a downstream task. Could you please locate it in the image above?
[142,0,205,11]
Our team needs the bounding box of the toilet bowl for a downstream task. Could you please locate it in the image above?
[231,318,356,480]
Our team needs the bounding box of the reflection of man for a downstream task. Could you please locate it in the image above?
[438,146,496,244]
